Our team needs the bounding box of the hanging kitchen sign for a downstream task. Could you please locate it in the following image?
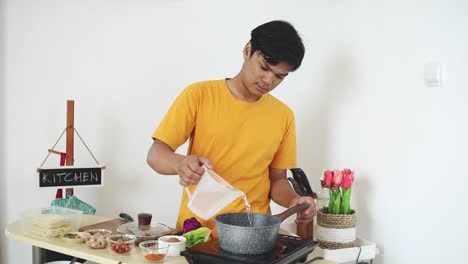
[38,166,104,188]
[37,100,106,189]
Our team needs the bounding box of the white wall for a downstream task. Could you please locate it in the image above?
[1,0,6,262]
[3,0,468,263]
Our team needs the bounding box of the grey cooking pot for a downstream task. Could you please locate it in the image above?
[215,203,309,254]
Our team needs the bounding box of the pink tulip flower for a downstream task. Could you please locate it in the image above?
[332,170,343,189]
[323,170,333,188]
[341,169,354,189]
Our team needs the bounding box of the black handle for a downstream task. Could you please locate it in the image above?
[288,177,306,196]
[290,168,317,199]
[119,213,134,222]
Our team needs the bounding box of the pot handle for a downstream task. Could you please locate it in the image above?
[274,203,309,222]
[119,213,134,222]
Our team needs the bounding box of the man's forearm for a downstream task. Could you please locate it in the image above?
[269,167,300,207]
[270,178,300,207]
[147,139,185,175]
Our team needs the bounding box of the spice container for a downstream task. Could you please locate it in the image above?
[139,240,169,263]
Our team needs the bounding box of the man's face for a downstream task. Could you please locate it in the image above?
[241,43,290,99]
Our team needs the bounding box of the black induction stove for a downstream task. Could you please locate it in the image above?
[181,234,318,264]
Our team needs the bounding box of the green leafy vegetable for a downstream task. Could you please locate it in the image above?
[182,227,212,247]
[63,233,78,239]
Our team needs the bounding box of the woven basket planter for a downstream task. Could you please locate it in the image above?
[316,207,356,249]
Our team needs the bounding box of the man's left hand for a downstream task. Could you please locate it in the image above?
[289,196,316,224]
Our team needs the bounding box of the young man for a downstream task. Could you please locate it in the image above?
[147,20,316,231]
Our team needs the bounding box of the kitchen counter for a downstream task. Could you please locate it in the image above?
[5,214,333,264]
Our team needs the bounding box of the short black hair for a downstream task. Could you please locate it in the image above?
[250,20,305,72]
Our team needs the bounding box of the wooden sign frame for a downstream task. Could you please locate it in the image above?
[38,165,105,188]
[38,100,105,190]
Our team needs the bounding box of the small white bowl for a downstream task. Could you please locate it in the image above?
[158,235,186,256]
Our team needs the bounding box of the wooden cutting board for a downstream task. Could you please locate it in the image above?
[79,218,126,234]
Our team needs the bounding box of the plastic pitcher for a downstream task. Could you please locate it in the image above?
[185,166,243,220]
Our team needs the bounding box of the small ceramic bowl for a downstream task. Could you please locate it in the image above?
[139,240,169,263]
[158,235,186,256]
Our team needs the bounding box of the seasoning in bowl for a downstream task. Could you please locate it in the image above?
[144,253,166,262]
[139,240,169,263]
[164,237,180,243]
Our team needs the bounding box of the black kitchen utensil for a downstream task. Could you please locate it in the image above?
[119,213,134,222]
[289,168,317,199]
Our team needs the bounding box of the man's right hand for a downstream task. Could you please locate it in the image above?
[176,155,213,187]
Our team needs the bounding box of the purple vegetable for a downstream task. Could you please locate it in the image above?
[182,217,202,234]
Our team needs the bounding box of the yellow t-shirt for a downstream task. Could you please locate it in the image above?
[152,79,297,231]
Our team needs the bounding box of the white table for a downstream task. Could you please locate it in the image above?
[5,214,333,264]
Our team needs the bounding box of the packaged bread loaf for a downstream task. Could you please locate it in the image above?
[26,214,72,238]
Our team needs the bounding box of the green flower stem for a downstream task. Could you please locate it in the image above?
[340,188,352,214]
[332,189,341,214]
